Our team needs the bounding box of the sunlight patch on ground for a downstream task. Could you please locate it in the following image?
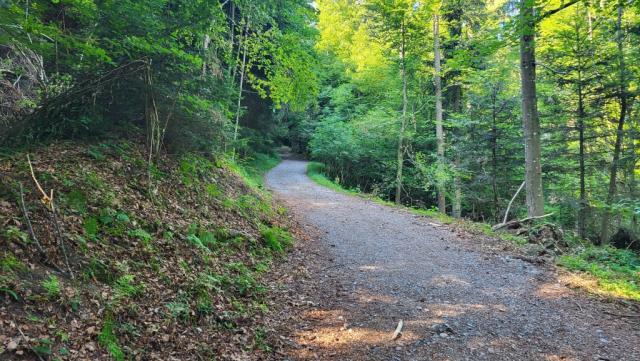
[358,265,382,272]
[428,274,472,287]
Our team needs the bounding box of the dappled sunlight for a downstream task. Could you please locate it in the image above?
[428,302,487,318]
[428,274,472,287]
[535,280,571,300]
[295,325,420,348]
[358,264,382,272]
[356,291,398,304]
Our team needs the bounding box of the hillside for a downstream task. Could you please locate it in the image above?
[0,139,293,360]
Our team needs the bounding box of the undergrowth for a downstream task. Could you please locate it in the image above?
[0,141,288,359]
[557,247,640,301]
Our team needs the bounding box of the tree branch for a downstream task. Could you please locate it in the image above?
[539,0,581,20]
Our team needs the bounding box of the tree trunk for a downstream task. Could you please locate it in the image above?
[433,13,446,213]
[519,0,545,217]
[575,6,587,239]
[395,19,407,204]
[599,0,627,244]
[232,20,249,160]
[491,88,500,221]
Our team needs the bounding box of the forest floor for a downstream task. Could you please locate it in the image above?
[266,159,640,361]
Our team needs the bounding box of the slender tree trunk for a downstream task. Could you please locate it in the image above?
[599,0,627,244]
[575,8,587,239]
[577,75,587,238]
[519,0,545,217]
[453,155,462,217]
[491,89,500,221]
[232,20,249,160]
[395,19,408,204]
[433,13,446,213]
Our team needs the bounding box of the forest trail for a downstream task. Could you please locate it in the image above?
[266,160,639,361]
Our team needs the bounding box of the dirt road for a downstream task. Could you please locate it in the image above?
[266,159,639,361]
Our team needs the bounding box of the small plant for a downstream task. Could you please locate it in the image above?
[254,327,271,352]
[42,275,61,299]
[3,226,29,245]
[65,189,87,213]
[167,292,191,320]
[98,316,124,361]
[205,183,222,198]
[83,217,99,237]
[259,225,293,254]
[33,338,53,357]
[0,275,18,301]
[128,228,152,245]
[114,275,143,300]
[1,254,26,273]
[84,258,116,284]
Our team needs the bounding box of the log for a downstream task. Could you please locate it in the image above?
[492,213,555,231]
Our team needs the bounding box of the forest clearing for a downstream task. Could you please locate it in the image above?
[1,0,639,360]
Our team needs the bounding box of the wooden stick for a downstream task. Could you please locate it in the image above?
[503,181,525,225]
[492,213,555,231]
[26,154,51,208]
[392,319,403,340]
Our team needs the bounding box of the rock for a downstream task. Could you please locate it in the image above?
[522,243,547,257]
[430,323,454,335]
[439,333,448,338]
[7,340,18,351]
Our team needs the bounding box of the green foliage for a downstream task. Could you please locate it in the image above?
[3,226,29,245]
[98,316,125,361]
[557,247,640,301]
[259,225,293,254]
[33,338,53,358]
[1,253,26,273]
[42,275,61,299]
[83,217,99,237]
[64,189,88,213]
[114,275,144,300]
[128,228,152,245]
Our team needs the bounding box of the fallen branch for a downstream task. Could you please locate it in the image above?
[16,324,46,361]
[25,156,73,278]
[502,181,525,225]
[18,183,48,259]
[391,319,403,340]
[19,183,68,276]
[603,311,640,318]
[492,213,555,231]
[27,154,52,209]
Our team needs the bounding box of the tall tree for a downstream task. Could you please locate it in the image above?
[434,12,446,213]
[600,0,629,243]
[519,0,545,217]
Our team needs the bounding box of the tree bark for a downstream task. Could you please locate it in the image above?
[491,88,500,221]
[600,0,627,243]
[575,5,587,239]
[232,20,249,160]
[395,18,408,204]
[519,0,545,217]
[433,13,446,213]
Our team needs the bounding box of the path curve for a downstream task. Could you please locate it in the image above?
[266,159,639,361]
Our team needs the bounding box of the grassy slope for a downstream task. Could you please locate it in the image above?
[0,140,289,360]
[307,162,640,302]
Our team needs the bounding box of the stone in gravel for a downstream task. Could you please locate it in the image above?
[7,340,18,351]
[431,323,454,334]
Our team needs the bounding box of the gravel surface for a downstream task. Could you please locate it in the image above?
[266,159,639,361]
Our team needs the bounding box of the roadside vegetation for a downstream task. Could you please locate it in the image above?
[308,162,640,302]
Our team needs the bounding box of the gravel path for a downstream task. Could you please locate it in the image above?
[266,159,639,361]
